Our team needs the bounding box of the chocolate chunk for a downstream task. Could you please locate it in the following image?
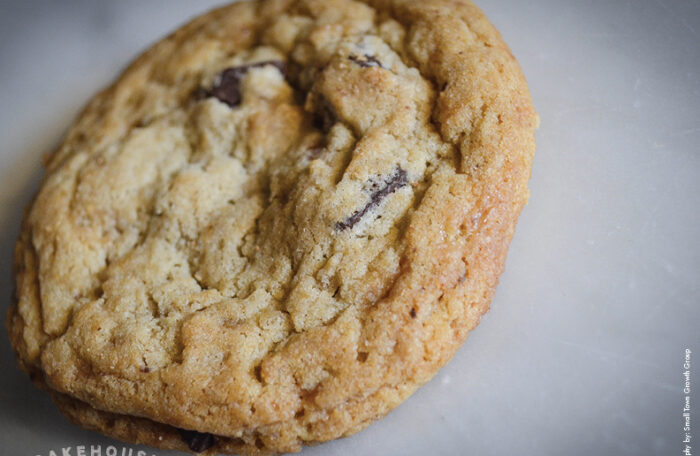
[335,167,409,231]
[307,146,325,160]
[178,429,217,453]
[349,54,384,68]
[306,136,327,160]
[312,95,338,132]
[205,60,285,108]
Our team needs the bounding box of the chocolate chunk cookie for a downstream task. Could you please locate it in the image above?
[6,0,538,454]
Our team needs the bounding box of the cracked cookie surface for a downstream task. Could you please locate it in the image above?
[7,0,537,454]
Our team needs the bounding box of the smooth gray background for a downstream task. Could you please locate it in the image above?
[1,1,698,455]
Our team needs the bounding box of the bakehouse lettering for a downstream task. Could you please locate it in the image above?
[349,54,383,68]
[178,428,216,453]
[38,445,155,456]
[206,61,285,107]
[336,167,409,230]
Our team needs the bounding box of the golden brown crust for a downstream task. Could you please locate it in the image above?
[8,0,537,454]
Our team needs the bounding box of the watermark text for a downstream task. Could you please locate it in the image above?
[683,348,692,455]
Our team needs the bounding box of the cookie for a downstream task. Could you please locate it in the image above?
[6,0,537,454]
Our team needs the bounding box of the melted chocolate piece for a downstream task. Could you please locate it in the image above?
[312,95,338,132]
[336,167,409,231]
[206,60,285,107]
[307,146,325,160]
[178,428,217,453]
[349,54,384,68]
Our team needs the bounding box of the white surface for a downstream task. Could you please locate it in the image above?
[1,1,698,455]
